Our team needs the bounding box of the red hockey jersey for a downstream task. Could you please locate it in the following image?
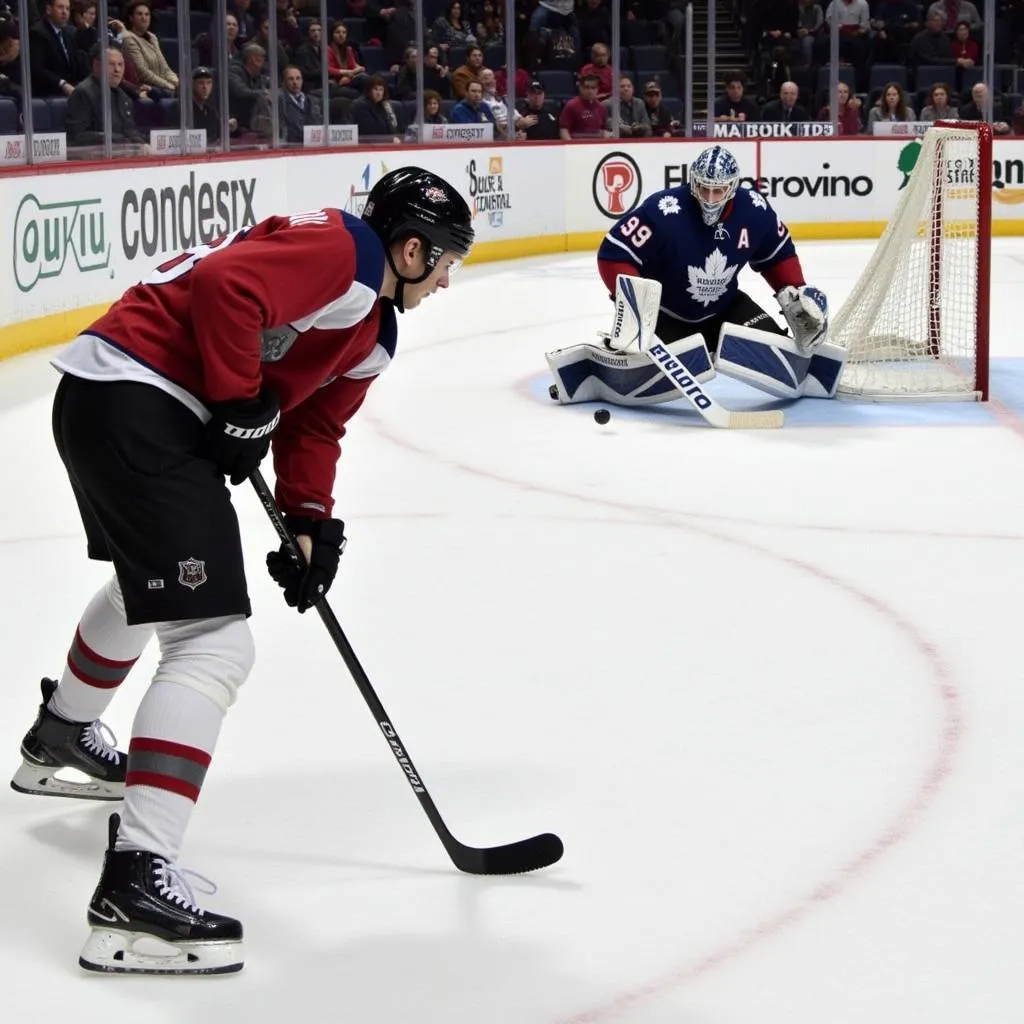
[53,208,395,518]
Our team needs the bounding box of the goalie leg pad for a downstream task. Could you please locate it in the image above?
[546,334,714,407]
[803,340,847,399]
[714,323,812,399]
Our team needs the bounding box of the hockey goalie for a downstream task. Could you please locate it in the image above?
[547,144,846,410]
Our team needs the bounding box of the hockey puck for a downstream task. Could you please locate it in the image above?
[594,408,611,426]
[549,384,559,401]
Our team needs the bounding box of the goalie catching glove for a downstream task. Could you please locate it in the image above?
[266,516,347,613]
[776,285,828,352]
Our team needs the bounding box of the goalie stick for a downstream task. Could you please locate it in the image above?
[646,341,785,430]
[250,470,564,875]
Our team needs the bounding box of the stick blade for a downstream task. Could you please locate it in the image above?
[450,832,564,875]
[724,409,785,429]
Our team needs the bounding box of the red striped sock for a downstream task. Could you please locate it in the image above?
[117,681,224,861]
[50,582,153,724]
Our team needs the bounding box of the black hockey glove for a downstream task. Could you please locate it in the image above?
[266,516,346,613]
[204,391,281,485]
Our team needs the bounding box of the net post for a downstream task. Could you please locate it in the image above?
[974,122,993,401]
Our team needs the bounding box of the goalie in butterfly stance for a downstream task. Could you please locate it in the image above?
[547,144,845,407]
[8,168,473,976]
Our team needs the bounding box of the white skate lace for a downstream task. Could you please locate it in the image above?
[80,722,121,764]
[152,859,218,917]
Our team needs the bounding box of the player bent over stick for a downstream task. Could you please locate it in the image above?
[9,168,474,975]
[547,145,847,426]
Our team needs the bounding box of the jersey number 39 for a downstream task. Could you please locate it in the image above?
[619,216,652,249]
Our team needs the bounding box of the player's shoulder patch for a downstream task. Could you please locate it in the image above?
[641,187,684,219]
[737,186,769,212]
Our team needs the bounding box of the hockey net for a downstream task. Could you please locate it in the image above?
[832,122,992,401]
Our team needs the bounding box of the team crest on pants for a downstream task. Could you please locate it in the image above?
[177,557,207,590]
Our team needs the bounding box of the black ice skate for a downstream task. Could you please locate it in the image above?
[10,678,126,800]
[80,814,244,975]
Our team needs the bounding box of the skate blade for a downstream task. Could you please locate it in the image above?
[10,762,123,801]
[79,928,243,976]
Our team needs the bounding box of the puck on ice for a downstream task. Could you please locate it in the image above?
[594,408,611,425]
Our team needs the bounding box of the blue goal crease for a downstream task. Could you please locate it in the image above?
[529,358,1024,429]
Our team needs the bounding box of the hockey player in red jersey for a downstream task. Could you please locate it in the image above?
[9,167,473,975]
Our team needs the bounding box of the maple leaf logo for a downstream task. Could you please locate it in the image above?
[686,248,738,308]
[747,189,767,210]
[658,195,680,216]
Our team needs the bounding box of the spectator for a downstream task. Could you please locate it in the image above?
[120,1,178,96]
[71,0,100,58]
[230,0,256,45]
[478,66,513,130]
[640,79,678,136]
[604,74,652,137]
[495,60,528,100]
[761,79,808,122]
[449,77,495,123]
[451,42,484,99]
[529,0,580,60]
[0,17,23,114]
[393,43,420,99]
[559,71,609,139]
[823,0,871,77]
[187,65,234,144]
[818,79,862,133]
[516,79,560,139]
[228,41,269,131]
[796,0,824,66]
[254,14,291,78]
[30,0,84,97]
[475,1,504,47]
[867,81,916,126]
[294,18,324,92]
[959,82,1011,133]
[66,41,144,144]
[274,0,302,52]
[910,10,956,67]
[430,0,475,54]
[714,72,760,122]
[578,41,612,101]
[760,0,800,60]
[1013,95,1024,136]
[926,1,982,31]
[920,81,958,120]
[422,44,451,97]
[421,87,446,123]
[327,21,366,96]
[350,73,401,139]
[871,0,921,63]
[577,0,611,52]
[196,14,240,70]
[278,64,321,143]
[382,0,416,71]
[952,19,979,65]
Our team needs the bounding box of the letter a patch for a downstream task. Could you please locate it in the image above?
[177,557,207,591]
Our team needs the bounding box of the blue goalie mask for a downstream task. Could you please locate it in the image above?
[689,145,741,226]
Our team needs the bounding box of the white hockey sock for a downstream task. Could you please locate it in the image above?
[50,577,154,724]
[117,681,224,862]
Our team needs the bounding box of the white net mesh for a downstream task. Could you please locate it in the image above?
[832,124,990,401]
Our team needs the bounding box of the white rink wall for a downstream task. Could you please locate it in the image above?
[2,137,1023,355]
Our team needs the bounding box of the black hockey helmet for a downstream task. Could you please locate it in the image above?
[362,167,474,309]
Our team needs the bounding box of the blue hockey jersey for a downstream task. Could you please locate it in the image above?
[597,186,797,324]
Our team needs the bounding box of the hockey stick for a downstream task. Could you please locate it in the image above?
[250,469,564,875]
[646,341,785,429]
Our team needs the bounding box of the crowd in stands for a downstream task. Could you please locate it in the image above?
[734,0,1024,134]
[0,0,1023,150]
